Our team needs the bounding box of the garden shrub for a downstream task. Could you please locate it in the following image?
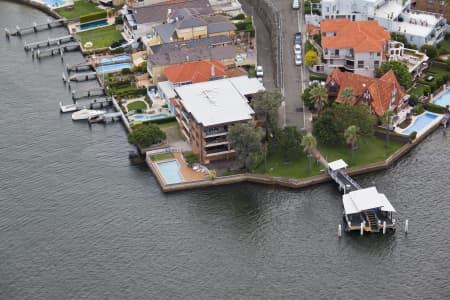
[424,103,447,114]
[80,10,107,24]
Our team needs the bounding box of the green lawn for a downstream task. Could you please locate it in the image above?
[157,121,178,129]
[77,25,122,49]
[127,101,147,111]
[55,0,103,19]
[255,153,322,178]
[437,37,450,55]
[150,152,174,161]
[409,84,428,97]
[319,137,404,168]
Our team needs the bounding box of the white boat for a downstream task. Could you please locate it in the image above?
[72,109,106,120]
[60,101,78,113]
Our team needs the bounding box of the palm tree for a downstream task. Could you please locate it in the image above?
[381,110,393,147]
[301,133,317,175]
[344,125,359,164]
[309,85,328,117]
[340,87,355,105]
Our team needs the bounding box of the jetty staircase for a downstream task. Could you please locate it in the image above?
[365,211,379,232]
[327,159,361,193]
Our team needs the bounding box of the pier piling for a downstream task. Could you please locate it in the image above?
[338,224,342,237]
[5,28,10,39]
[360,222,364,236]
[404,219,408,234]
[382,221,387,234]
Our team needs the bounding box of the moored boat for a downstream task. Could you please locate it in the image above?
[72,109,106,120]
[59,101,78,113]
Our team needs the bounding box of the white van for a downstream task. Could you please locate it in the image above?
[292,0,300,9]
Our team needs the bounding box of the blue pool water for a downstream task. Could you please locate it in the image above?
[132,114,169,121]
[433,90,450,107]
[97,63,132,73]
[80,19,108,31]
[402,112,438,135]
[42,0,65,6]
[100,55,130,64]
[157,160,184,184]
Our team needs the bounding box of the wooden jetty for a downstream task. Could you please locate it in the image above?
[32,42,80,59]
[71,88,106,101]
[68,72,98,82]
[24,35,74,51]
[327,159,397,235]
[88,112,122,124]
[5,18,65,37]
[66,62,94,73]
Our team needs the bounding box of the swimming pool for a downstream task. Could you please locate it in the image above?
[157,160,184,184]
[131,114,169,122]
[100,55,130,64]
[96,63,132,73]
[41,0,66,6]
[433,90,450,107]
[80,19,108,31]
[402,112,438,135]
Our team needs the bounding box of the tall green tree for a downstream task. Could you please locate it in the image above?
[301,133,317,176]
[128,123,166,147]
[340,87,355,105]
[252,91,283,134]
[420,45,438,60]
[227,122,262,170]
[344,125,359,164]
[271,126,304,161]
[309,85,328,117]
[381,109,394,147]
[375,61,412,89]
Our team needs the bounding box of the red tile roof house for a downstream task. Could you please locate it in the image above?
[321,19,391,77]
[326,68,410,122]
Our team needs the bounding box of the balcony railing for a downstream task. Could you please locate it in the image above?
[205,128,227,137]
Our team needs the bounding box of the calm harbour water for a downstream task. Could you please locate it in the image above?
[0,2,449,299]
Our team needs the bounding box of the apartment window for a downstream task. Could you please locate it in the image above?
[329,59,334,65]
[374,61,380,68]
[377,52,381,56]
[357,60,364,68]
[370,52,374,58]
[334,49,339,55]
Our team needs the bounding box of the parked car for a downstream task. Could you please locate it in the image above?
[292,0,300,9]
[294,32,301,45]
[295,54,302,66]
[294,44,302,55]
[256,65,264,77]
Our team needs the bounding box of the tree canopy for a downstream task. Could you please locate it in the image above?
[128,123,166,147]
[309,85,328,116]
[420,45,438,60]
[252,91,283,134]
[340,87,355,105]
[271,126,304,161]
[227,122,262,169]
[376,61,412,89]
[305,50,318,67]
[313,104,377,145]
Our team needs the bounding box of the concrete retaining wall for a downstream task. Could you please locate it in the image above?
[152,122,442,192]
[240,0,281,88]
[7,0,62,19]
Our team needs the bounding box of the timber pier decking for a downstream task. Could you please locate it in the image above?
[32,42,80,59]
[24,35,74,51]
[66,62,94,73]
[5,18,65,38]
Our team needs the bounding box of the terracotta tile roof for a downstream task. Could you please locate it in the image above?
[321,19,391,52]
[164,60,227,83]
[327,68,406,116]
[307,24,320,36]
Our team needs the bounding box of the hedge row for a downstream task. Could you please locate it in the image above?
[80,10,107,24]
[424,102,447,114]
[374,128,411,143]
[309,74,327,81]
[109,86,147,98]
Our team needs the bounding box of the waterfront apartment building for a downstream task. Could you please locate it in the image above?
[173,77,264,164]
[320,0,447,47]
[321,19,391,77]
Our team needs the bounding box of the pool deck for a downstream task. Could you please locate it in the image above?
[431,86,450,105]
[150,152,208,185]
[396,111,443,138]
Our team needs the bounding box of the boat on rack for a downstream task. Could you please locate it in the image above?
[59,101,78,113]
[72,109,106,120]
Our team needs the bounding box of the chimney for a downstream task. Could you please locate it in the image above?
[186,55,189,62]
[211,64,215,77]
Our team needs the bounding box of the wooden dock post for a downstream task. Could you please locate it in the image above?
[338,224,342,237]
[5,28,10,39]
[382,221,387,234]
[33,22,37,33]
[360,222,364,236]
[36,49,40,60]
[15,25,21,37]
[404,219,408,234]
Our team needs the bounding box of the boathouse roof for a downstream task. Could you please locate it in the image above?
[343,187,396,214]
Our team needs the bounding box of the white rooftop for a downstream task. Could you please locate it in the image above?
[343,187,396,215]
[328,159,348,171]
[228,76,265,96]
[392,21,434,38]
[158,81,177,99]
[375,1,403,20]
[175,78,255,127]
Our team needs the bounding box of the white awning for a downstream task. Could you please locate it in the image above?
[343,187,396,214]
[328,159,348,171]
